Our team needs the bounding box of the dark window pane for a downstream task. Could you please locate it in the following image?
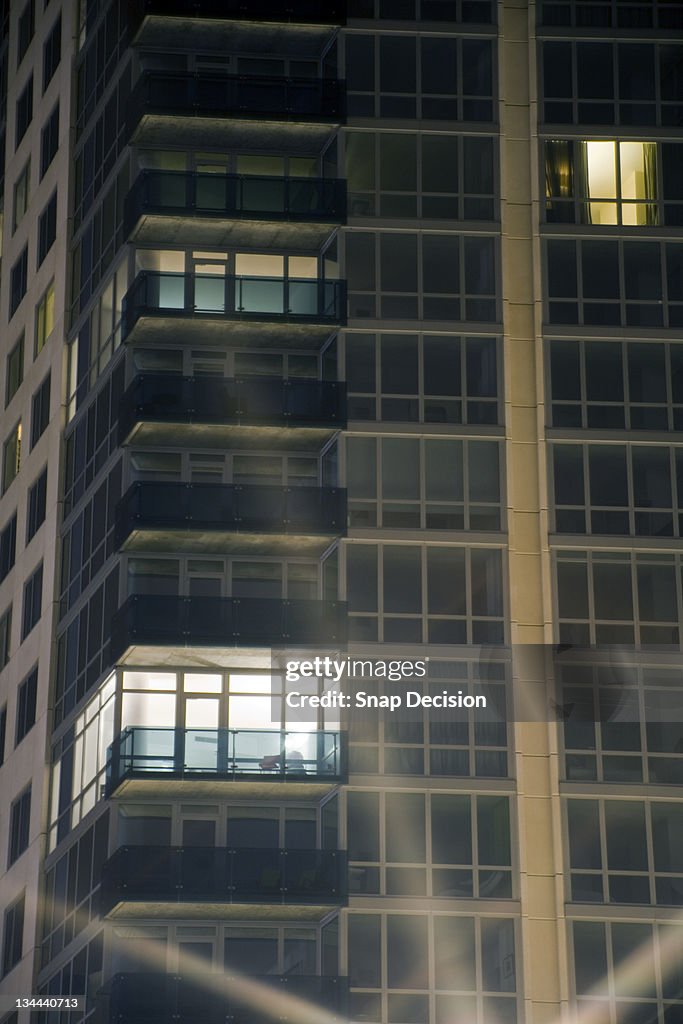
[421,38,457,94]
[577,43,613,98]
[381,234,417,292]
[547,241,577,298]
[380,37,416,93]
[582,241,619,299]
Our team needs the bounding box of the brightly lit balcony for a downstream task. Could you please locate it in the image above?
[106,726,344,794]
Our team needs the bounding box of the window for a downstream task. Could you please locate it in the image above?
[572,920,683,1024]
[35,281,55,354]
[8,788,30,865]
[42,14,60,91]
[30,374,50,449]
[347,131,496,221]
[347,436,502,530]
[5,336,23,407]
[542,41,683,127]
[2,423,21,493]
[0,606,11,668]
[545,140,659,225]
[37,191,56,265]
[349,659,508,779]
[348,792,512,897]
[555,550,683,648]
[0,514,16,582]
[551,443,683,538]
[21,563,42,639]
[26,468,47,542]
[348,912,517,1021]
[15,74,32,147]
[1,894,24,976]
[546,239,683,329]
[346,34,495,122]
[0,705,6,765]
[40,103,58,178]
[15,667,37,745]
[567,799,683,906]
[346,333,499,425]
[542,0,683,30]
[549,339,683,432]
[10,246,28,316]
[558,657,683,786]
[349,0,494,20]
[347,233,497,322]
[12,159,30,232]
[347,543,505,644]
[16,0,33,66]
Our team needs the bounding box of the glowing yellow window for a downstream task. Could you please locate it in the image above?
[545,140,658,226]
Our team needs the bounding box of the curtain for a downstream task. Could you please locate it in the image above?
[576,141,592,224]
[643,142,659,226]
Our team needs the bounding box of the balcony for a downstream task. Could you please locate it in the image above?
[121,272,346,347]
[128,72,345,138]
[115,482,346,553]
[100,846,347,914]
[110,595,347,661]
[106,726,345,795]
[119,374,346,447]
[125,170,346,248]
[104,972,348,1024]
[128,0,346,28]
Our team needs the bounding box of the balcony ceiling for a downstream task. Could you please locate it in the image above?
[125,316,339,349]
[120,527,337,555]
[113,642,301,669]
[133,119,333,154]
[123,423,337,451]
[129,214,338,250]
[135,18,335,56]
[106,901,333,921]
[110,778,336,800]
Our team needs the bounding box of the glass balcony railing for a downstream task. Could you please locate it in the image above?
[110,595,347,657]
[100,846,347,910]
[122,272,346,336]
[116,482,346,543]
[125,170,346,230]
[119,375,346,440]
[106,727,345,792]
[103,972,349,1024]
[129,71,345,128]
[129,0,346,26]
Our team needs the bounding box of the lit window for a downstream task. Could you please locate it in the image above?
[2,424,21,494]
[545,140,658,225]
[35,282,55,354]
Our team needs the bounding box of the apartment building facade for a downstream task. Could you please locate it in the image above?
[0,2,681,1024]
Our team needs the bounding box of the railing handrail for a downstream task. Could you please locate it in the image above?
[133,168,344,187]
[117,373,347,440]
[124,169,347,229]
[100,844,348,909]
[136,68,343,89]
[106,724,344,793]
[130,0,346,26]
[132,269,340,285]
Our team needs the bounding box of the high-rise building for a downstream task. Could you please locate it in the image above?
[0,3,682,1024]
